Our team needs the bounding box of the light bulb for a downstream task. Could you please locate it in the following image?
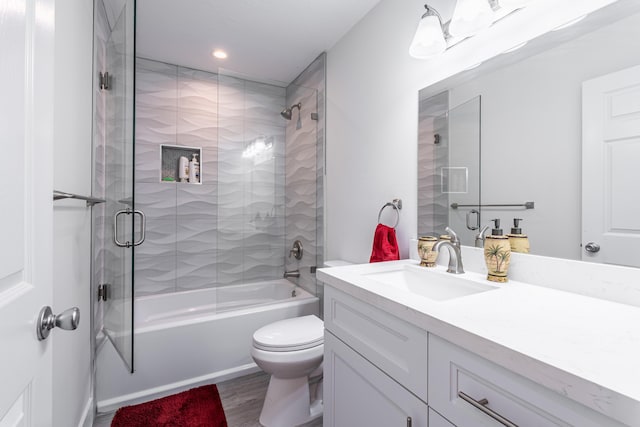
[449,0,495,38]
[409,14,447,59]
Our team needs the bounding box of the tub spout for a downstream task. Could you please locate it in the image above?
[284,270,300,278]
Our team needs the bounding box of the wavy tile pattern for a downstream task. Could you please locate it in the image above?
[418,92,449,237]
[94,56,325,300]
[133,59,307,295]
[284,54,325,295]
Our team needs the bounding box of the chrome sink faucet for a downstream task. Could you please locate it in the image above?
[446,226,461,250]
[433,227,465,274]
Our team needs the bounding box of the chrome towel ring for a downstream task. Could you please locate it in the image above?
[377,199,402,228]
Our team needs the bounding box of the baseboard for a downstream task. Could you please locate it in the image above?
[78,396,94,427]
[96,363,260,413]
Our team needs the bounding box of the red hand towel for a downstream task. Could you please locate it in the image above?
[369,223,400,263]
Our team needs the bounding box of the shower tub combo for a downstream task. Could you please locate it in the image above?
[96,279,318,411]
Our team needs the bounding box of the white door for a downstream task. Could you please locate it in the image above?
[0,0,55,425]
[582,64,640,267]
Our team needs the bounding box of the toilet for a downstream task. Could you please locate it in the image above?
[251,314,324,427]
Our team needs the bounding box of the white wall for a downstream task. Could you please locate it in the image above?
[325,0,619,263]
[53,1,94,426]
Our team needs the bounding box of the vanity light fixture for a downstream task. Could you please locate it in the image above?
[212,49,228,59]
[409,0,536,59]
[409,5,447,59]
[449,0,495,38]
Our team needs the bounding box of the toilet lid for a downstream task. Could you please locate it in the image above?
[253,315,324,352]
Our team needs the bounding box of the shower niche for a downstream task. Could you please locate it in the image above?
[160,144,202,184]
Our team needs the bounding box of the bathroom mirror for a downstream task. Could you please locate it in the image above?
[417,0,640,266]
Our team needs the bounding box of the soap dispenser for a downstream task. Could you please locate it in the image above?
[507,218,530,254]
[188,153,200,184]
[483,219,511,283]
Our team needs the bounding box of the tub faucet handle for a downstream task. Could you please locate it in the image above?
[289,240,303,260]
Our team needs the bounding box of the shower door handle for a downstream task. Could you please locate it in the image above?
[114,208,131,247]
[466,209,480,231]
[133,210,146,246]
[114,208,146,247]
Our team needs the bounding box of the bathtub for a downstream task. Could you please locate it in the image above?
[96,279,319,412]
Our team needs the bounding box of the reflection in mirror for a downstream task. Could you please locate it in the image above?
[418,94,480,247]
[417,0,640,266]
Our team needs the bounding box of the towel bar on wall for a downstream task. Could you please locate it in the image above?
[378,199,402,228]
[53,190,106,207]
[450,201,534,210]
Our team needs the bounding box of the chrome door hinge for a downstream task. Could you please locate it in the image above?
[99,71,110,90]
[98,284,110,302]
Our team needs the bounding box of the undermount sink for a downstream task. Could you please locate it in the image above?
[364,264,498,301]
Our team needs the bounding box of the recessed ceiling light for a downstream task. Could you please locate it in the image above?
[212,49,228,59]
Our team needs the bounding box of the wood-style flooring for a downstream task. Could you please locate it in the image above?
[92,371,323,427]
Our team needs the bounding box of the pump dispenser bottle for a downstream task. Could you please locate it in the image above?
[507,218,529,253]
[483,219,511,283]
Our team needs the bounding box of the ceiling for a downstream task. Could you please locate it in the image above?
[136,0,382,85]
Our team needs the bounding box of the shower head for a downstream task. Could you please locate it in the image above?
[280,102,302,120]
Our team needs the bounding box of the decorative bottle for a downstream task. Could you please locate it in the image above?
[484,219,511,283]
[418,236,438,267]
[507,218,530,254]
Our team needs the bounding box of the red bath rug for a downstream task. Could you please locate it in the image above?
[111,384,228,427]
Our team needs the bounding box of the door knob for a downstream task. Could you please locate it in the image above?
[37,306,80,341]
[585,242,600,253]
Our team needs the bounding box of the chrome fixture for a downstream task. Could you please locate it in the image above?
[377,199,402,228]
[451,201,535,210]
[584,242,600,253]
[280,102,301,120]
[284,270,300,278]
[53,190,105,207]
[432,239,465,274]
[114,208,146,248]
[37,306,80,341]
[475,225,490,248]
[409,0,533,59]
[458,391,518,427]
[289,240,303,260]
[445,226,461,250]
[97,284,110,302]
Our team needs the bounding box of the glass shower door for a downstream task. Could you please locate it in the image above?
[102,0,136,372]
[446,96,481,245]
[417,92,481,246]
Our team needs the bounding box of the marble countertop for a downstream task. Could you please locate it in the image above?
[317,259,640,426]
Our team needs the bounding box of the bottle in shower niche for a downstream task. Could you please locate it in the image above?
[179,156,189,182]
[507,218,529,254]
[483,219,511,283]
[188,153,200,184]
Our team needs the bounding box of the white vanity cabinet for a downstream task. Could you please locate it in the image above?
[324,331,428,426]
[324,285,429,426]
[323,284,627,427]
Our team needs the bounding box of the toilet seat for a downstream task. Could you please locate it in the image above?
[253,315,324,352]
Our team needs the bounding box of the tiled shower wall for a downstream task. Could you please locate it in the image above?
[134,58,296,296]
[417,91,449,237]
[284,54,325,295]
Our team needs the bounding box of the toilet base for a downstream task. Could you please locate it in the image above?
[259,375,323,427]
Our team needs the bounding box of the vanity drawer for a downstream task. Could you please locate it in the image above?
[428,335,625,427]
[324,285,428,402]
